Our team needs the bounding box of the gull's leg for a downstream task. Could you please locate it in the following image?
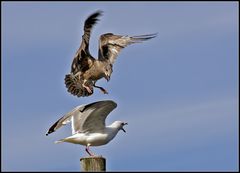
[82,79,92,94]
[93,82,108,94]
[85,144,95,156]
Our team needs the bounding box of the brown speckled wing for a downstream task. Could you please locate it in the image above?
[98,33,157,65]
[70,11,103,75]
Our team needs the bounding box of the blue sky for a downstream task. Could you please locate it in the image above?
[2,1,239,171]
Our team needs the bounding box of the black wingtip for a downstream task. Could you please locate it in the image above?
[95,10,104,15]
[87,10,104,21]
[46,130,51,136]
[46,130,53,136]
[84,10,104,30]
[46,120,59,136]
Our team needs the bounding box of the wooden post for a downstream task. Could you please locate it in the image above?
[80,156,106,171]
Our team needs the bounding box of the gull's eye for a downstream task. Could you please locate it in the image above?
[121,122,124,125]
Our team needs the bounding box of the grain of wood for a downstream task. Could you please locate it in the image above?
[80,156,106,171]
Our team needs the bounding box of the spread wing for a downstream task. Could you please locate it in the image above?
[98,33,157,65]
[73,100,117,133]
[71,10,103,74]
[46,100,117,136]
[65,11,103,97]
[45,104,85,136]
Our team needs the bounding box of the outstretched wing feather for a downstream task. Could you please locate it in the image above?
[71,11,103,74]
[98,33,157,64]
[46,105,83,136]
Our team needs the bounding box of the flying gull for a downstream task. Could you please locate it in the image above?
[65,10,157,97]
[46,100,127,156]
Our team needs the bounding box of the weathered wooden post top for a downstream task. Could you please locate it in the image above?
[80,156,106,172]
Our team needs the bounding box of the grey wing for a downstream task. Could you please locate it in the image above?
[45,105,85,136]
[98,33,157,65]
[76,100,117,133]
[71,10,103,74]
[46,100,117,136]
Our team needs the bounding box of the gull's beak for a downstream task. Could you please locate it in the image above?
[121,127,126,133]
[121,122,128,133]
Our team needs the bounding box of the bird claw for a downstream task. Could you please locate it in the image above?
[102,90,108,94]
[99,87,108,94]
[86,87,93,94]
[82,84,93,94]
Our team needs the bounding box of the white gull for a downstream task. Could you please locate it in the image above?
[46,100,127,156]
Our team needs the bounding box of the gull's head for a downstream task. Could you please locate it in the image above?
[112,120,128,133]
[103,64,112,82]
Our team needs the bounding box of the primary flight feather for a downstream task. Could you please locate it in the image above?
[65,10,157,97]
